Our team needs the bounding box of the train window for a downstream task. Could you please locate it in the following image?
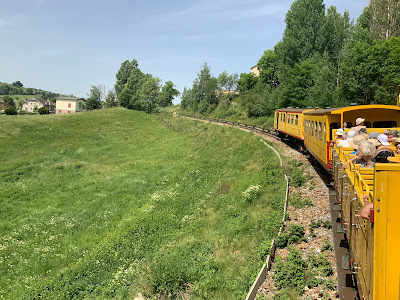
[295,115,298,125]
[372,121,397,128]
[318,122,322,141]
[283,114,285,122]
[329,123,340,140]
[323,123,326,143]
[345,122,353,127]
[315,122,318,138]
[291,115,294,124]
[311,121,314,136]
[364,121,371,128]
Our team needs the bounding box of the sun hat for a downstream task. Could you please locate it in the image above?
[355,118,365,125]
[368,138,381,147]
[346,130,357,141]
[388,156,400,163]
[377,134,390,146]
[348,134,368,149]
[368,131,379,139]
[335,128,345,136]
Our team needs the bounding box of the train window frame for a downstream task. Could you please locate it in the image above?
[372,121,397,128]
[315,122,318,138]
[329,122,340,140]
[318,122,322,141]
[323,123,326,143]
[283,114,285,122]
[291,115,294,124]
[311,121,314,136]
[295,115,298,126]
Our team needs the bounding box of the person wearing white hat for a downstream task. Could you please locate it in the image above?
[337,130,357,148]
[375,134,394,156]
[331,128,346,147]
[351,118,367,133]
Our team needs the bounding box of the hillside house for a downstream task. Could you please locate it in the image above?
[56,97,86,114]
[22,97,56,113]
[0,100,7,112]
[251,65,260,77]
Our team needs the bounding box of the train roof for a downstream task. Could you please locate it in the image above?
[303,104,400,115]
[275,108,314,113]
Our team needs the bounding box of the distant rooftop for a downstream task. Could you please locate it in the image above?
[56,97,85,101]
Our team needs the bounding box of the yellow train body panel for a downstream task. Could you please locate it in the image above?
[373,165,400,300]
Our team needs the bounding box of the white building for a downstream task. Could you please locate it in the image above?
[56,97,86,114]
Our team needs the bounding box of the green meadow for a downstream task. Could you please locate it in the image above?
[0,108,285,299]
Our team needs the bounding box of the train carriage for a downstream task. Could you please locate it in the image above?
[274,100,400,299]
[274,108,313,144]
[303,105,400,171]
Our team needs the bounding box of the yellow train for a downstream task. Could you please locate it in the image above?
[274,103,400,299]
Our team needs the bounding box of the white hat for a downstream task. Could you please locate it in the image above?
[355,118,365,125]
[346,130,357,141]
[335,128,345,136]
[377,134,390,146]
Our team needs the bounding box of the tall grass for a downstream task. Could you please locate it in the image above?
[0,108,285,299]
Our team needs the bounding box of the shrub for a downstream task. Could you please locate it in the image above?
[290,191,313,208]
[38,107,50,114]
[275,224,306,249]
[242,185,261,203]
[4,106,17,115]
[274,247,307,293]
[287,224,306,244]
[309,253,333,277]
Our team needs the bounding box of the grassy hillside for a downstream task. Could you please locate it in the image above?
[0,108,285,299]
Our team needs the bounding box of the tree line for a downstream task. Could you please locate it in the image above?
[181,0,400,118]
[85,59,180,113]
[0,81,66,101]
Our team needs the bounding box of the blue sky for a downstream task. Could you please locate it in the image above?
[0,0,369,103]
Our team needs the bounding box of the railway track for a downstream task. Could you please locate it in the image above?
[183,115,358,299]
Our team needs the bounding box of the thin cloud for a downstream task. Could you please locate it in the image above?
[156,1,286,23]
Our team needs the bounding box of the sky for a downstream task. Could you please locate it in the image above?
[0,0,369,104]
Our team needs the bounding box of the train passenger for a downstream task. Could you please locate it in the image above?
[343,141,376,169]
[337,130,357,148]
[375,134,394,155]
[343,122,348,129]
[360,202,373,220]
[391,138,400,155]
[391,129,400,138]
[368,131,379,139]
[384,129,393,138]
[348,135,368,154]
[331,129,345,147]
[351,118,367,132]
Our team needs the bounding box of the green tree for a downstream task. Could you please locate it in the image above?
[217,71,238,91]
[139,77,161,114]
[339,36,400,105]
[237,72,259,92]
[104,90,117,108]
[258,50,280,88]
[180,87,195,110]
[277,0,326,68]
[3,95,16,108]
[38,107,50,115]
[278,59,315,108]
[86,85,103,110]
[307,54,337,108]
[12,81,23,88]
[190,63,218,113]
[5,106,17,115]
[371,0,400,39]
[159,81,180,107]
[319,6,352,68]
[115,59,146,108]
